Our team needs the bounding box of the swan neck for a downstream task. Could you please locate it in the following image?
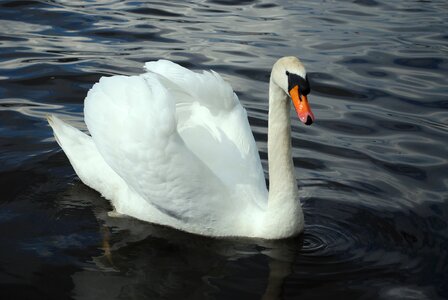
[267,78,298,202]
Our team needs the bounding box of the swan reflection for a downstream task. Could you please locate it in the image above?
[64,182,301,299]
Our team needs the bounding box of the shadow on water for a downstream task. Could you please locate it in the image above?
[3,164,446,299]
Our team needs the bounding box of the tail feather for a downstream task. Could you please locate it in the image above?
[47,114,125,206]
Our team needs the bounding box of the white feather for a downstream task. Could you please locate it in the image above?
[48,57,308,239]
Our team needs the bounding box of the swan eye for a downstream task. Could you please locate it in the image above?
[287,73,310,96]
[285,71,290,76]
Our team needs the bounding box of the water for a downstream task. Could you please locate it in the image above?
[1,0,447,299]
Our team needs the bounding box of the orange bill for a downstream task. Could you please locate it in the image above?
[289,85,315,125]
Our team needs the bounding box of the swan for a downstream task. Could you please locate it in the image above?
[47,56,314,239]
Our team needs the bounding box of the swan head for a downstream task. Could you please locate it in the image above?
[271,56,315,125]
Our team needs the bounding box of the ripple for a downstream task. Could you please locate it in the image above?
[301,224,352,256]
[127,7,183,17]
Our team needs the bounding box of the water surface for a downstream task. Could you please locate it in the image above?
[1,0,447,299]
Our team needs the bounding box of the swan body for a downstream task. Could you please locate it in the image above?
[48,56,314,239]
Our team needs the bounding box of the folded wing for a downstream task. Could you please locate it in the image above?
[145,60,267,205]
[84,61,267,226]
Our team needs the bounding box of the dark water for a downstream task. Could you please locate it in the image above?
[1,0,447,299]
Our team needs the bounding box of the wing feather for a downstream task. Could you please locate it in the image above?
[84,74,231,223]
[145,60,267,204]
[84,61,267,226]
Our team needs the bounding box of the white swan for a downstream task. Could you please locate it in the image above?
[48,56,315,239]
